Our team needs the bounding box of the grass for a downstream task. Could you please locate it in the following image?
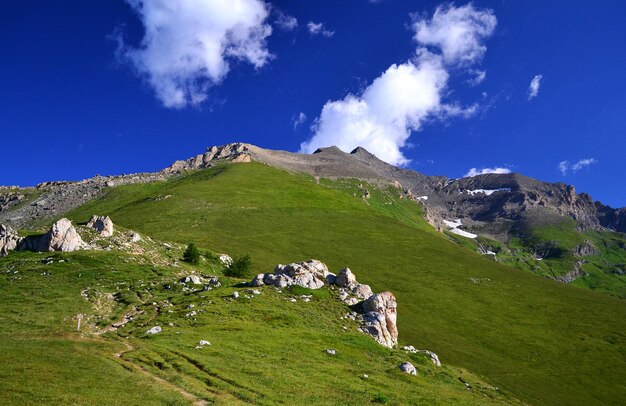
[0,249,516,405]
[458,218,626,298]
[56,162,626,405]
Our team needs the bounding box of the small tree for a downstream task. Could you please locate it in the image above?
[183,243,200,264]
[224,254,252,278]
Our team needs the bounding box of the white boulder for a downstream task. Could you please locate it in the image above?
[86,215,114,237]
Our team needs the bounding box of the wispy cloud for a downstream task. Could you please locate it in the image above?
[467,69,486,86]
[464,167,511,177]
[307,21,335,38]
[559,158,597,175]
[528,74,543,100]
[292,112,307,129]
[274,9,298,31]
[300,4,496,166]
[116,0,273,109]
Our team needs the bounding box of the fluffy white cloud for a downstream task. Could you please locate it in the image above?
[464,167,511,177]
[559,158,596,175]
[292,112,307,129]
[300,4,496,166]
[274,9,298,31]
[413,3,497,65]
[307,21,335,37]
[528,74,543,100]
[119,0,272,108]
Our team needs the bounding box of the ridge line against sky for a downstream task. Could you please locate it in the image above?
[1,0,625,206]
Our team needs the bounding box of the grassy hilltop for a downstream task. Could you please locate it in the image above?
[54,162,626,405]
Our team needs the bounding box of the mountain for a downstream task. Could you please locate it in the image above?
[162,143,626,295]
[1,143,625,405]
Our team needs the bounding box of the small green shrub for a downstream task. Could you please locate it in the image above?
[372,393,390,404]
[182,243,200,264]
[224,254,252,278]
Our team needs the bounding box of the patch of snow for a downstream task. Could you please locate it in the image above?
[466,188,511,196]
[443,219,477,239]
[416,196,428,201]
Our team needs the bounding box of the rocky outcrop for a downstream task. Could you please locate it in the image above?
[19,218,86,252]
[556,262,587,283]
[249,259,332,289]
[249,260,397,348]
[335,267,374,304]
[87,215,114,237]
[358,291,398,348]
[0,224,21,256]
[0,172,170,229]
[573,241,599,257]
[164,143,253,173]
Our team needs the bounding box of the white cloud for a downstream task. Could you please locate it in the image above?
[300,4,496,166]
[118,0,272,109]
[559,158,597,175]
[467,69,486,86]
[464,167,511,177]
[307,21,335,38]
[413,3,497,65]
[274,9,298,31]
[528,74,543,100]
[292,112,307,129]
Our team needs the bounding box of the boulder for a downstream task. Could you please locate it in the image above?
[21,218,86,252]
[351,283,373,299]
[399,362,417,375]
[129,232,142,242]
[250,273,265,287]
[420,350,441,367]
[181,275,203,285]
[86,215,114,237]
[251,259,331,289]
[335,267,357,288]
[358,291,398,348]
[146,326,162,335]
[0,224,21,256]
[219,254,233,266]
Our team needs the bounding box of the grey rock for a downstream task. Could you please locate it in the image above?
[86,215,114,237]
[253,259,330,289]
[335,267,357,288]
[0,224,21,256]
[181,275,203,285]
[19,218,86,252]
[146,326,162,335]
[420,350,441,367]
[399,362,417,375]
[358,291,398,348]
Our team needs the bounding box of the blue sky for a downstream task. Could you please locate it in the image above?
[1,1,625,207]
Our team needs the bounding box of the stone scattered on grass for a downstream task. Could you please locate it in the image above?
[399,362,417,375]
[146,326,162,335]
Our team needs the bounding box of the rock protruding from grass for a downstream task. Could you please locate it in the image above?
[0,224,20,256]
[19,218,86,252]
[249,259,398,348]
[358,291,398,348]
[250,259,332,289]
[86,215,114,237]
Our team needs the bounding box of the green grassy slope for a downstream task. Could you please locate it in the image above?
[458,219,626,298]
[64,162,626,405]
[0,249,515,405]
